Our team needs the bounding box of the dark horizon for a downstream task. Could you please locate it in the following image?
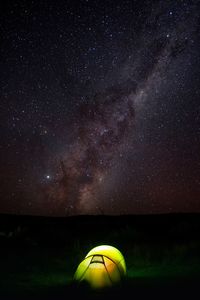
[1,0,200,216]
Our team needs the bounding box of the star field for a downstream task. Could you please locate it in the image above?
[0,0,200,216]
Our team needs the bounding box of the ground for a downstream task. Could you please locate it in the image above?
[0,213,200,299]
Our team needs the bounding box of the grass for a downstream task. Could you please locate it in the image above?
[0,213,200,299]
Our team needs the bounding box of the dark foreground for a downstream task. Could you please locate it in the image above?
[0,213,200,299]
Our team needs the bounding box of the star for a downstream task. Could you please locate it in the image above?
[0,0,199,216]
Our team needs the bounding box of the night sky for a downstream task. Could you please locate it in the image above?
[1,0,200,216]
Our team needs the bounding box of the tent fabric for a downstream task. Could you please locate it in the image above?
[74,245,126,289]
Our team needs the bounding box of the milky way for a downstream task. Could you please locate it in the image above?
[39,1,199,215]
[44,83,136,214]
[1,0,200,216]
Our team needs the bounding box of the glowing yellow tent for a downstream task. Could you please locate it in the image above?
[74,245,126,289]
